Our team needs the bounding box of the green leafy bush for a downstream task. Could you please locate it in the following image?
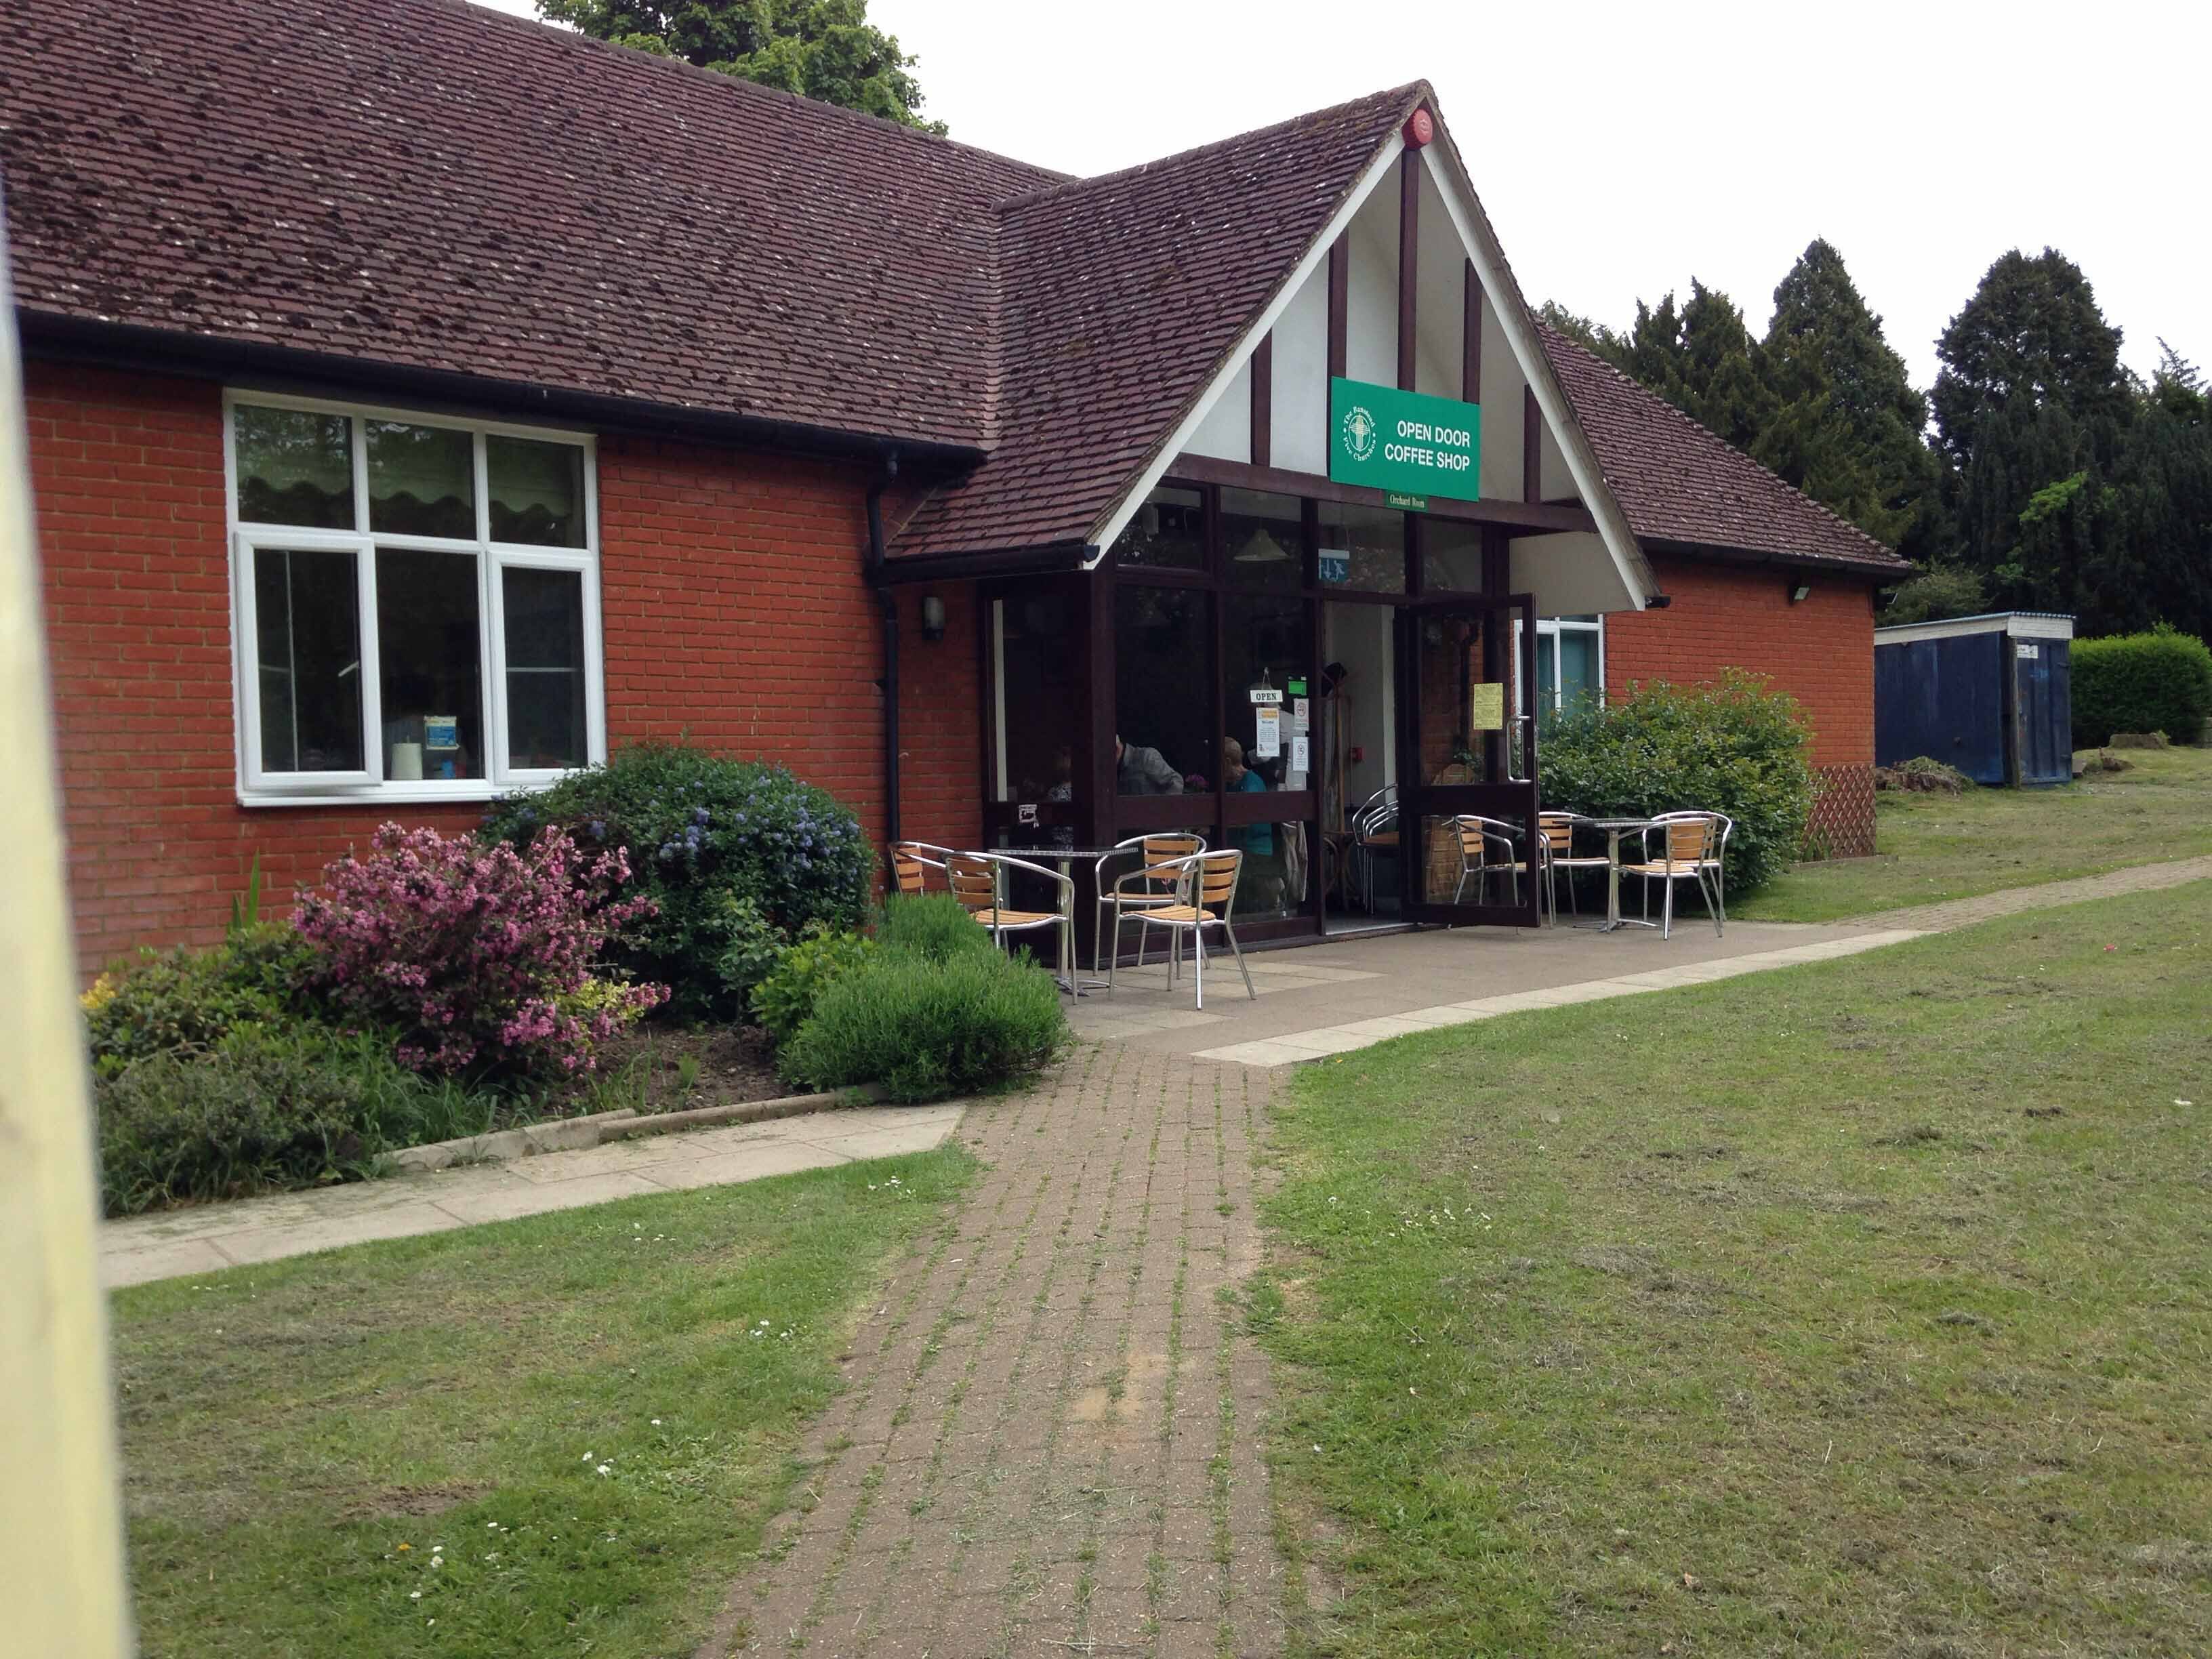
[779,948,1067,1103]
[481,742,873,1019]
[752,925,878,1046]
[82,924,321,1078]
[1541,670,1818,890]
[2070,627,2212,746]
[873,890,998,964]
[95,1025,487,1216]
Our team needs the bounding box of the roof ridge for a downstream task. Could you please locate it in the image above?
[1536,322,1902,563]
[422,0,1069,186]
[990,79,1431,213]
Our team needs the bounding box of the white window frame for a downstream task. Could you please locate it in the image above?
[1531,614,1605,712]
[224,390,605,806]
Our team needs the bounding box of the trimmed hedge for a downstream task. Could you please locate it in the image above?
[2071,628,2212,747]
[1540,670,1819,888]
[482,742,873,1019]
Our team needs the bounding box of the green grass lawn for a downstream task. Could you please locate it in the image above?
[1733,745,2212,922]
[1255,881,2212,1656]
[112,1147,972,1658]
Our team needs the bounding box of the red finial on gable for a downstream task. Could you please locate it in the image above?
[1403,107,1434,148]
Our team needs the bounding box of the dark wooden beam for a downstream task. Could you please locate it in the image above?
[1462,260,1483,405]
[1326,237,1348,380]
[1522,384,1540,504]
[1249,331,1272,470]
[1397,150,1420,390]
[1166,451,1597,535]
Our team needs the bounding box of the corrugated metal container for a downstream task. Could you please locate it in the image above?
[1874,612,2074,787]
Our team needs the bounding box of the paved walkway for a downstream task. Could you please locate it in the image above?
[100,1103,962,1288]
[1841,851,2212,933]
[702,1044,1282,1659]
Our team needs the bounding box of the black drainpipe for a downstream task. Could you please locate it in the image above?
[865,451,903,845]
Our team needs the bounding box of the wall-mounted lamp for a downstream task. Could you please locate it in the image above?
[920,594,947,641]
[1788,582,1811,605]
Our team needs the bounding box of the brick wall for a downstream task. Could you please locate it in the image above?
[1605,554,1878,854]
[29,364,994,968]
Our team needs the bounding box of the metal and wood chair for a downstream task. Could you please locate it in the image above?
[1447,814,1529,906]
[1094,832,1206,975]
[1536,812,1612,923]
[945,851,1078,987]
[1349,785,1399,912]
[888,840,956,897]
[1622,811,1732,938]
[1111,849,1256,1009]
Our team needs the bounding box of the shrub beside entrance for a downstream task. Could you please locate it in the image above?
[1541,671,1819,889]
[771,894,1069,1103]
[483,742,872,1020]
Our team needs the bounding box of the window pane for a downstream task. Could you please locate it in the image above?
[1422,519,1484,592]
[1317,501,1406,593]
[1114,585,1209,794]
[367,421,475,538]
[488,435,588,548]
[1221,489,1302,592]
[235,406,354,529]
[377,548,485,780]
[502,567,588,770]
[253,548,364,773]
[994,592,1080,808]
[1222,593,1311,922]
[1109,485,1205,572]
[1558,628,1598,712]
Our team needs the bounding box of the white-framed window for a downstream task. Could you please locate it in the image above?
[1534,614,1603,713]
[224,392,605,806]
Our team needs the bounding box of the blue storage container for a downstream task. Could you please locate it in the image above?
[1874,613,2074,787]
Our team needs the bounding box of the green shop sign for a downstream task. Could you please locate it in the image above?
[1328,377,1481,504]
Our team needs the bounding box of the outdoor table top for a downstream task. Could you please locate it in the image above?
[1584,817,1660,832]
[990,846,1123,859]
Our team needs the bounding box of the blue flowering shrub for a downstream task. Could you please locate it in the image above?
[483,742,872,1019]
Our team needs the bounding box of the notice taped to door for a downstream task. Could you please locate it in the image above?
[1254,707,1282,759]
[1467,681,1506,731]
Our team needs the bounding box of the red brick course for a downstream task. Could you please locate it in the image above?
[1605,554,1879,853]
[29,365,994,970]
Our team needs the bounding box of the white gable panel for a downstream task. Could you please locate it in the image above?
[1183,358,1251,463]
[1412,163,1464,401]
[1478,304,1521,501]
[1343,186,1397,388]
[1511,532,1638,614]
[1271,262,1329,475]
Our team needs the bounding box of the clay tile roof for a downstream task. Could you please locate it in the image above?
[1538,325,1912,575]
[888,83,1425,560]
[0,0,1060,449]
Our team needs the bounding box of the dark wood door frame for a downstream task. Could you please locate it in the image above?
[1395,592,1543,928]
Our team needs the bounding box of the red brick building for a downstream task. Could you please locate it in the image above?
[5,0,1904,968]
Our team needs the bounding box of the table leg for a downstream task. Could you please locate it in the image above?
[1605,830,1622,929]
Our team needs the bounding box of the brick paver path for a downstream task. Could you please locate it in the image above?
[1844,853,2212,934]
[703,1043,1284,1659]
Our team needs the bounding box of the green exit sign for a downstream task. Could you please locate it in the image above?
[1330,377,1481,504]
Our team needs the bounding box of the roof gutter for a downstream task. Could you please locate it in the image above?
[15,310,989,472]
[1639,537,1911,581]
[869,538,1095,586]
[865,451,903,847]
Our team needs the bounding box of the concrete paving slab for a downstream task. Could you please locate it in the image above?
[213,1200,466,1267]
[638,1141,853,1191]
[102,1237,239,1289]
[429,1171,669,1225]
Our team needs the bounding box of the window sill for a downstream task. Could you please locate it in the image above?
[235,781,550,811]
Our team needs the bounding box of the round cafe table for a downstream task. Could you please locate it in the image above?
[1576,818,1660,933]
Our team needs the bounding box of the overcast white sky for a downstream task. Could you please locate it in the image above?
[469,0,2205,392]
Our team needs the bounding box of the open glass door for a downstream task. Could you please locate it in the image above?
[1394,592,1541,926]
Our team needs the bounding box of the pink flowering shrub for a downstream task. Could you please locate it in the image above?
[295,822,665,1077]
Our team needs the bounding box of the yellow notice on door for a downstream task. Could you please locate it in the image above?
[1467,680,1506,732]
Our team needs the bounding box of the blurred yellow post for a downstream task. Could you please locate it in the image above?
[0,201,136,1654]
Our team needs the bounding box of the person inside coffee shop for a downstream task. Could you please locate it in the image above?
[1223,736,1284,909]
[1115,732,1184,795]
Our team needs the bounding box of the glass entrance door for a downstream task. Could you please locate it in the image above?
[1394,593,1541,927]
